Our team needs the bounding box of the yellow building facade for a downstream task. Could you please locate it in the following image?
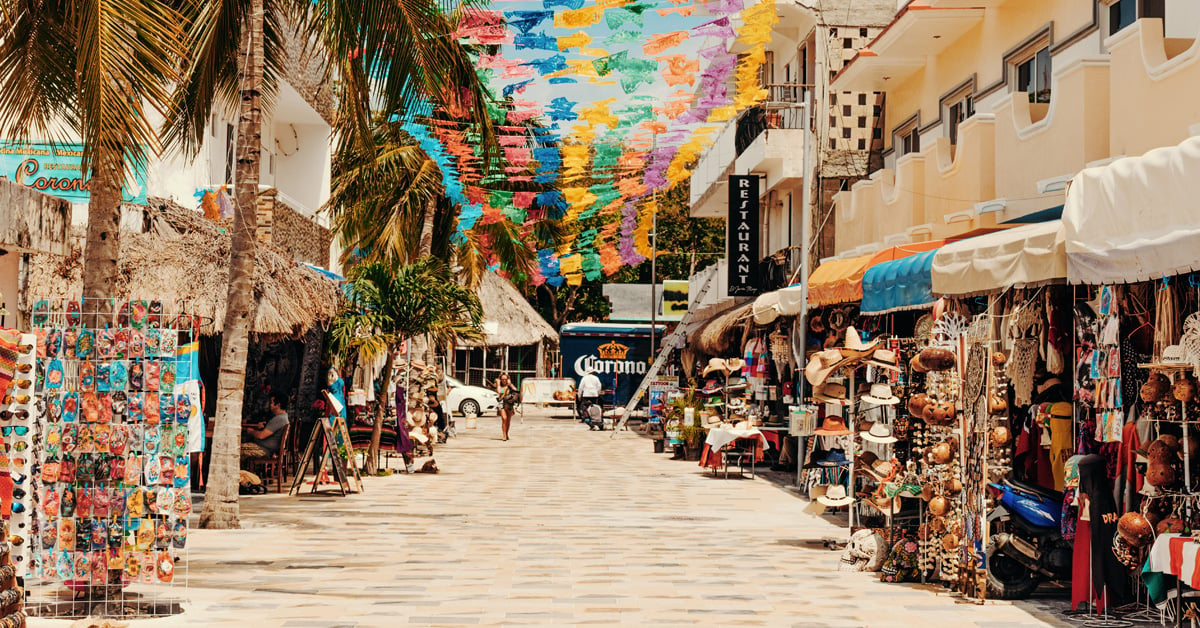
[830,0,1200,256]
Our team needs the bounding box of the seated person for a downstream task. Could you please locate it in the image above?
[425,388,447,434]
[242,391,290,458]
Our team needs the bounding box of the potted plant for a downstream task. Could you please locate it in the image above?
[679,425,708,461]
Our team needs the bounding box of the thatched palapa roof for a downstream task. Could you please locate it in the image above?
[464,271,558,347]
[28,199,342,337]
[694,301,753,356]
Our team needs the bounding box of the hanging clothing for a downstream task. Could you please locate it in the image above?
[1072,454,1131,611]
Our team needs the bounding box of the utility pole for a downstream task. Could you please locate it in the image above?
[796,89,814,488]
[649,205,658,359]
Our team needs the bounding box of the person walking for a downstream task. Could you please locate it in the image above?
[578,368,603,428]
[494,372,518,441]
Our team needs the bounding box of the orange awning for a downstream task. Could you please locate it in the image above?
[808,240,946,306]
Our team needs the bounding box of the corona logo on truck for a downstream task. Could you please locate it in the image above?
[559,323,663,406]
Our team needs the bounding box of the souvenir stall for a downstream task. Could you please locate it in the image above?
[19,298,200,619]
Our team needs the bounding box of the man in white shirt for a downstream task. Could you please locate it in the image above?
[578,368,603,425]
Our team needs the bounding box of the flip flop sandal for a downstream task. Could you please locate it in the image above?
[172,521,187,549]
[129,361,143,391]
[129,330,145,359]
[174,455,189,487]
[62,392,78,422]
[117,301,131,328]
[31,300,49,327]
[144,392,160,425]
[45,330,61,358]
[77,487,93,518]
[146,328,161,357]
[56,551,75,581]
[110,424,129,456]
[110,360,128,391]
[62,329,77,359]
[159,361,176,391]
[128,393,143,422]
[93,489,110,518]
[148,300,162,328]
[76,329,95,358]
[94,424,111,453]
[130,300,148,329]
[113,329,129,359]
[98,394,112,424]
[77,424,95,453]
[80,362,96,392]
[111,390,128,417]
[97,328,114,359]
[160,329,177,356]
[40,458,59,484]
[143,425,161,455]
[59,456,76,483]
[96,363,110,393]
[66,299,81,326]
[145,361,159,392]
[110,456,125,483]
[42,355,64,391]
[172,488,191,517]
[160,394,175,424]
[44,424,61,456]
[175,395,190,424]
[158,458,174,487]
[60,425,76,454]
[144,457,162,489]
[124,455,141,484]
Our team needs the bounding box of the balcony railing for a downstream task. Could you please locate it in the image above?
[765,83,811,106]
[735,88,809,157]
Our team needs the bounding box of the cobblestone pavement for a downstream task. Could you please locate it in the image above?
[31,408,1071,627]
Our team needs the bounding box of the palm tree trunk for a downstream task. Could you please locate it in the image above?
[200,0,264,530]
[417,195,436,259]
[81,147,123,320]
[366,348,396,475]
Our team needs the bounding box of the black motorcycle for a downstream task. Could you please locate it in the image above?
[986,478,1073,599]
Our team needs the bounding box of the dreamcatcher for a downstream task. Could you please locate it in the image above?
[930,312,970,349]
[1181,312,1200,372]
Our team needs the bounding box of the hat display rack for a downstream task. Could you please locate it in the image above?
[23,297,198,620]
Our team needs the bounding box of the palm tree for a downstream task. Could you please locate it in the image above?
[331,259,483,474]
[0,0,188,304]
[171,0,499,529]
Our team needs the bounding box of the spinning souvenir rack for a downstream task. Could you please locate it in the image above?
[23,298,198,619]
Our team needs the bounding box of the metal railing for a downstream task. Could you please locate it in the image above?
[734,85,810,156]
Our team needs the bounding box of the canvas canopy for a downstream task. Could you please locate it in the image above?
[931,221,1066,297]
[1063,136,1200,284]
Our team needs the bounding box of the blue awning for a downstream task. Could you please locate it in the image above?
[860,249,939,315]
[299,262,346,283]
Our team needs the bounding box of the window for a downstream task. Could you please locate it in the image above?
[894,119,920,157]
[1011,44,1051,103]
[943,85,974,147]
[799,45,809,84]
[1108,0,1165,35]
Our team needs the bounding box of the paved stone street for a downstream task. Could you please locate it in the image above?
[31,408,1070,627]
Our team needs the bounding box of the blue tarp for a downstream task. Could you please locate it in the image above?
[861,249,939,315]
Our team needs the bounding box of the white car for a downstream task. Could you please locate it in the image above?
[445,375,500,416]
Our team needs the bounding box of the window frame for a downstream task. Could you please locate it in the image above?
[1007,35,1052,104]
[941,82,975,148]
[893,116,920,158]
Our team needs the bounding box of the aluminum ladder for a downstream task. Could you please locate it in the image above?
[612,269,717,434]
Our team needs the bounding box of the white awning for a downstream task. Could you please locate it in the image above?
[1063,136,1200,284]
[931,221,1067,297]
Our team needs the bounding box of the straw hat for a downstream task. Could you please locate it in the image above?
[805,349,852,386]
[860,422,899,444]
[861,383,899,406]
[817,484,854,507]
[866,349,901,371]
[701,358,728,377]
[812,382,850,406]
[814,416,851,436]
[842,326,880,356]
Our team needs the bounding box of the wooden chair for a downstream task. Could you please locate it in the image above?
[245,423,290,493]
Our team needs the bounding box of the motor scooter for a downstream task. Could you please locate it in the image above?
[986,478,1073,599]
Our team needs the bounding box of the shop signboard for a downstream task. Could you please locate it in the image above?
[0,141,148,204]
[559,323,665,406]
[647,379,679,421]
[727,174,760,297]
[660,279,689,321]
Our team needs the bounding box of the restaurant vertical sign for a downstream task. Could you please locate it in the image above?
[727,174,760,297]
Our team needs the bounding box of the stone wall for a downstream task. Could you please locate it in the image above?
[256,192,332,267]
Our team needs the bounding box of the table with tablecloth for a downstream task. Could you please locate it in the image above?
[699,426,768,470]
[1143,533,1200,607]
